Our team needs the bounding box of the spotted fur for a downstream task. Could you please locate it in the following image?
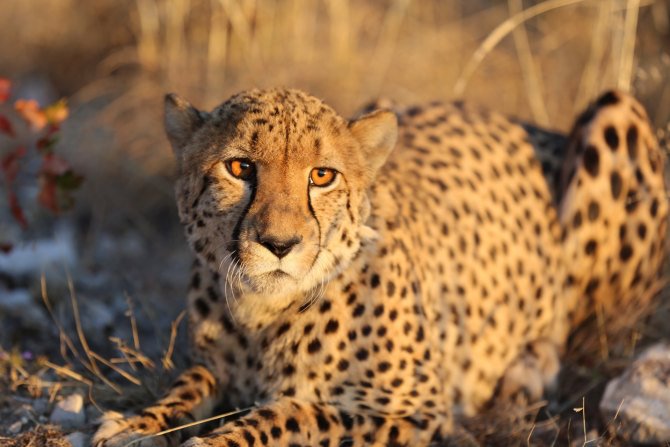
[94,89,667,446]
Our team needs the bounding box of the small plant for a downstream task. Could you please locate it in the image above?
[0,77,83,229]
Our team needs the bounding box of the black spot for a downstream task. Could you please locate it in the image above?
[319,300,332,313]
[191,273,201,289]
[206,286,219,302]
[637,223,647,240]
[588,201,600,221]
[596,91,620,107]
[355,348,369,360]
[449,147,463,158]
[282,387,295,397]
[339,411,354,430]
[388,425,400,441]
[583,145,600,177]
[572,211,583,229]
[258,409,277,420]
[626,190,638,213]
[370,274,380,288]
[577,107,596,126]
[242,429,255,446]
[316,412,330,432]
[386,281,396,297]
[378,362,391,372]
[352,304,365,318]
[619,244,633,262]
[325,319,339,334]
[406,106,422,117]
[610,171,622,199]
[651,198,659,217]
[585,278,600,295]
[338,359,350,371]
[270,426,282,439]
[276,322,291,337]
[604,126,619,150]
[194,298,210,318]
[221,315,235,333]
[585,239,597,255]
[307,339,322,354]
[626,125,638,160]
[179,391,195,401]
[415,326,425,342]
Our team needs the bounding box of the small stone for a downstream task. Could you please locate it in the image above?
[600,343,670,444]
[50,393,86,429]
[66,431,90,447]
[8,420,22,435]
[32,398,48,415]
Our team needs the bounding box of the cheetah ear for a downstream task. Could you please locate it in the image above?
[348,109,398,178]
[164,93,208,155]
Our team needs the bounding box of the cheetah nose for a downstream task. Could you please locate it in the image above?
[259,235,302,259]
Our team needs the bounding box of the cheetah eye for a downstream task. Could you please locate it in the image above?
[226,159,255,181]
[309,167,337,187]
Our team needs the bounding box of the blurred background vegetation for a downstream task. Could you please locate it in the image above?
[1,0,670,441]
[2,0,669,233]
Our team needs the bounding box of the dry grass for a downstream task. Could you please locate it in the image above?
[1,425,70,447]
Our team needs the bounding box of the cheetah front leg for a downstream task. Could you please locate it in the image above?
[94,365,220,447]
[183,398,445,447]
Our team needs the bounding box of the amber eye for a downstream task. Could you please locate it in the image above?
[226,159,255,180]
[310,167,337,187]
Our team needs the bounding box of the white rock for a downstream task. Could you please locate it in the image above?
[81,297,115,334]
[0,288,49,329]
[66,431,90,447]
[600,343,670,444]
[50,393,86,429]
[0,227,76,277]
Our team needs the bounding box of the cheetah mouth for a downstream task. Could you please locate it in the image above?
[242,269,297,293]
[266,269,291,279]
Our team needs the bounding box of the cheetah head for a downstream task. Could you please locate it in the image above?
[165,88,397,323]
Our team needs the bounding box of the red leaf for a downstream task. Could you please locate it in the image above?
[0,114,14,137]
[0,78,10,103]
[1,146,26,183]
[38,175,59,213]
[41,153,70,176]
[14,99,46,131]
[8,190,28,228]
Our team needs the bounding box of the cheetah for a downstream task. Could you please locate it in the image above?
[94,88,667,446]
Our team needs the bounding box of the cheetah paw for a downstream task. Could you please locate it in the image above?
[93,411,174,447]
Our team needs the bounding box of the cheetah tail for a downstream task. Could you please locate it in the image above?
[557,91,668,354]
